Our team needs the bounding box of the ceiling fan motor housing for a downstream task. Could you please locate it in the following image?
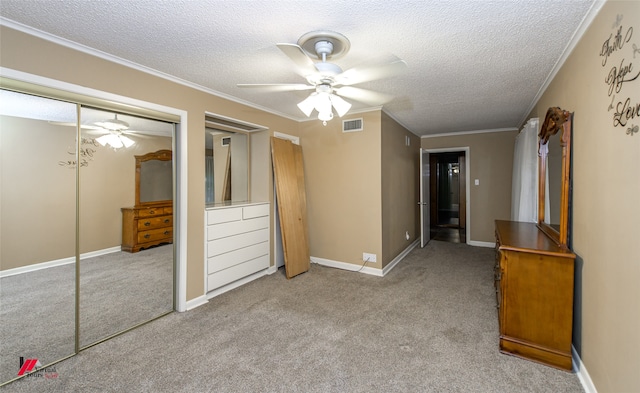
[298,30,351,60]
[315,41,333,60]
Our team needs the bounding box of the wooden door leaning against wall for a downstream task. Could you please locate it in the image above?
[271,137,310,279]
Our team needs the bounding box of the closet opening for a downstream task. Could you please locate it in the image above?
[0,82,180,386]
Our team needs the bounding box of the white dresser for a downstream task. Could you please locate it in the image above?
[205,202,270,293]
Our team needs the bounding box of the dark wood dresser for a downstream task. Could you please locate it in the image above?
[494,220,575,370]
[121,202,173,252]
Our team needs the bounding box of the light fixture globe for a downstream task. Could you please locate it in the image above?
[329,94,352,117]
[296,83,352,124]
[297,93,317,117]
[314,93,332,114]
[96,132,135,149]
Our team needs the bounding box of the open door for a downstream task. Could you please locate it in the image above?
[420,149,431,247]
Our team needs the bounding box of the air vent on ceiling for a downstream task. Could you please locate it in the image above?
[342,118,363,133]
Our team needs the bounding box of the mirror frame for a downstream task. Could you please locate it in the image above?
[537,107,573,249]
[135,149,173,207]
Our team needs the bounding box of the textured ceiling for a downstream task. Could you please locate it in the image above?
[0,0,597,136]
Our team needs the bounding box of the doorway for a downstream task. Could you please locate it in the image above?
[429,152,466,243]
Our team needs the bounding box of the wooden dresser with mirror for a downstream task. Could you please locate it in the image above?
[122,150,173,253]
[494,107,576,370]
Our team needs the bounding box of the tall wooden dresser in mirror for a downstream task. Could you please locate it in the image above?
[494,107,576,370]
[121,150,173,252]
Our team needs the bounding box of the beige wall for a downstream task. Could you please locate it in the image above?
[531,1,640,391]
[421,131,517,243]
[298,112,383,267]
[0,115,171,270]
[1,116,76,267]
[0,26,299,301]
[381,112,420,266]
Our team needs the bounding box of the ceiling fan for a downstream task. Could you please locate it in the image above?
[90,115,138,148]
[51,114,160,149]
[237,30,407,125]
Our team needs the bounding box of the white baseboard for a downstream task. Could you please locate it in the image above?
[206,268,269,300]
[467,240,495,248]
[573,345,597,393]
[185,295,208,311]
[0,246,121,278]
[311,256,383,276]
[311,240,419,277]
[383,239,419,276]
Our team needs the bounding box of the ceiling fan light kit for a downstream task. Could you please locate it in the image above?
[238,30,406,125]
[96,133,135,149]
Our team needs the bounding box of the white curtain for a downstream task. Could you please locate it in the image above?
[511,118,540,222]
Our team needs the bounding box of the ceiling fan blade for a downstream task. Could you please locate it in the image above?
[276,43,318,76]
[237,83,315,92]
[334,59,407,86]
[335,86,395,106]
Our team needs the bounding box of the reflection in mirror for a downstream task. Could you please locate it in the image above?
[139,159,173,204]
[0,90,77,384]
[546,132,563,229]
[205,129,249,205]
[78,107,174,348]
[538,106,573,248]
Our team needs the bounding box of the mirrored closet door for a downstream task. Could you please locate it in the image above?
[0,88,176,385]
[0,90,78,383]
[78,106,175,348]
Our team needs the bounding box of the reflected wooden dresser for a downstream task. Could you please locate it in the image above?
[494,220,575,370]
[121,202,173,252]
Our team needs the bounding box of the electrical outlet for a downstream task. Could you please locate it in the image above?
[363,253,377,263]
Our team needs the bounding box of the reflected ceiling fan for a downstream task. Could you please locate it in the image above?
[89,115,138,148]
[52,115,156,149]
[237,31,407,125]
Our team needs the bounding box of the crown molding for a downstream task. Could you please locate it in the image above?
[0,17,299,122]
[421,127,518,139]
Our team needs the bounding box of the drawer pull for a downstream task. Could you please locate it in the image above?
[164,231,170,235]
[164,219,170,223]
[149,210,155,214]
[144,234,151,239]
[144,221,151,226]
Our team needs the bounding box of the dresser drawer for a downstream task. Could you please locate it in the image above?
[207,228,269,258]
[137,216,172,230]
[207,216,269,240]
[208,241,269,274]
[207,255,269,290]
[207,208,242,224]
[242,204,269,219]
[138,227,173,243]
[138,207,167,217]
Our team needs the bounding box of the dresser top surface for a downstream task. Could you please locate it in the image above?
[495,220,575,258]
